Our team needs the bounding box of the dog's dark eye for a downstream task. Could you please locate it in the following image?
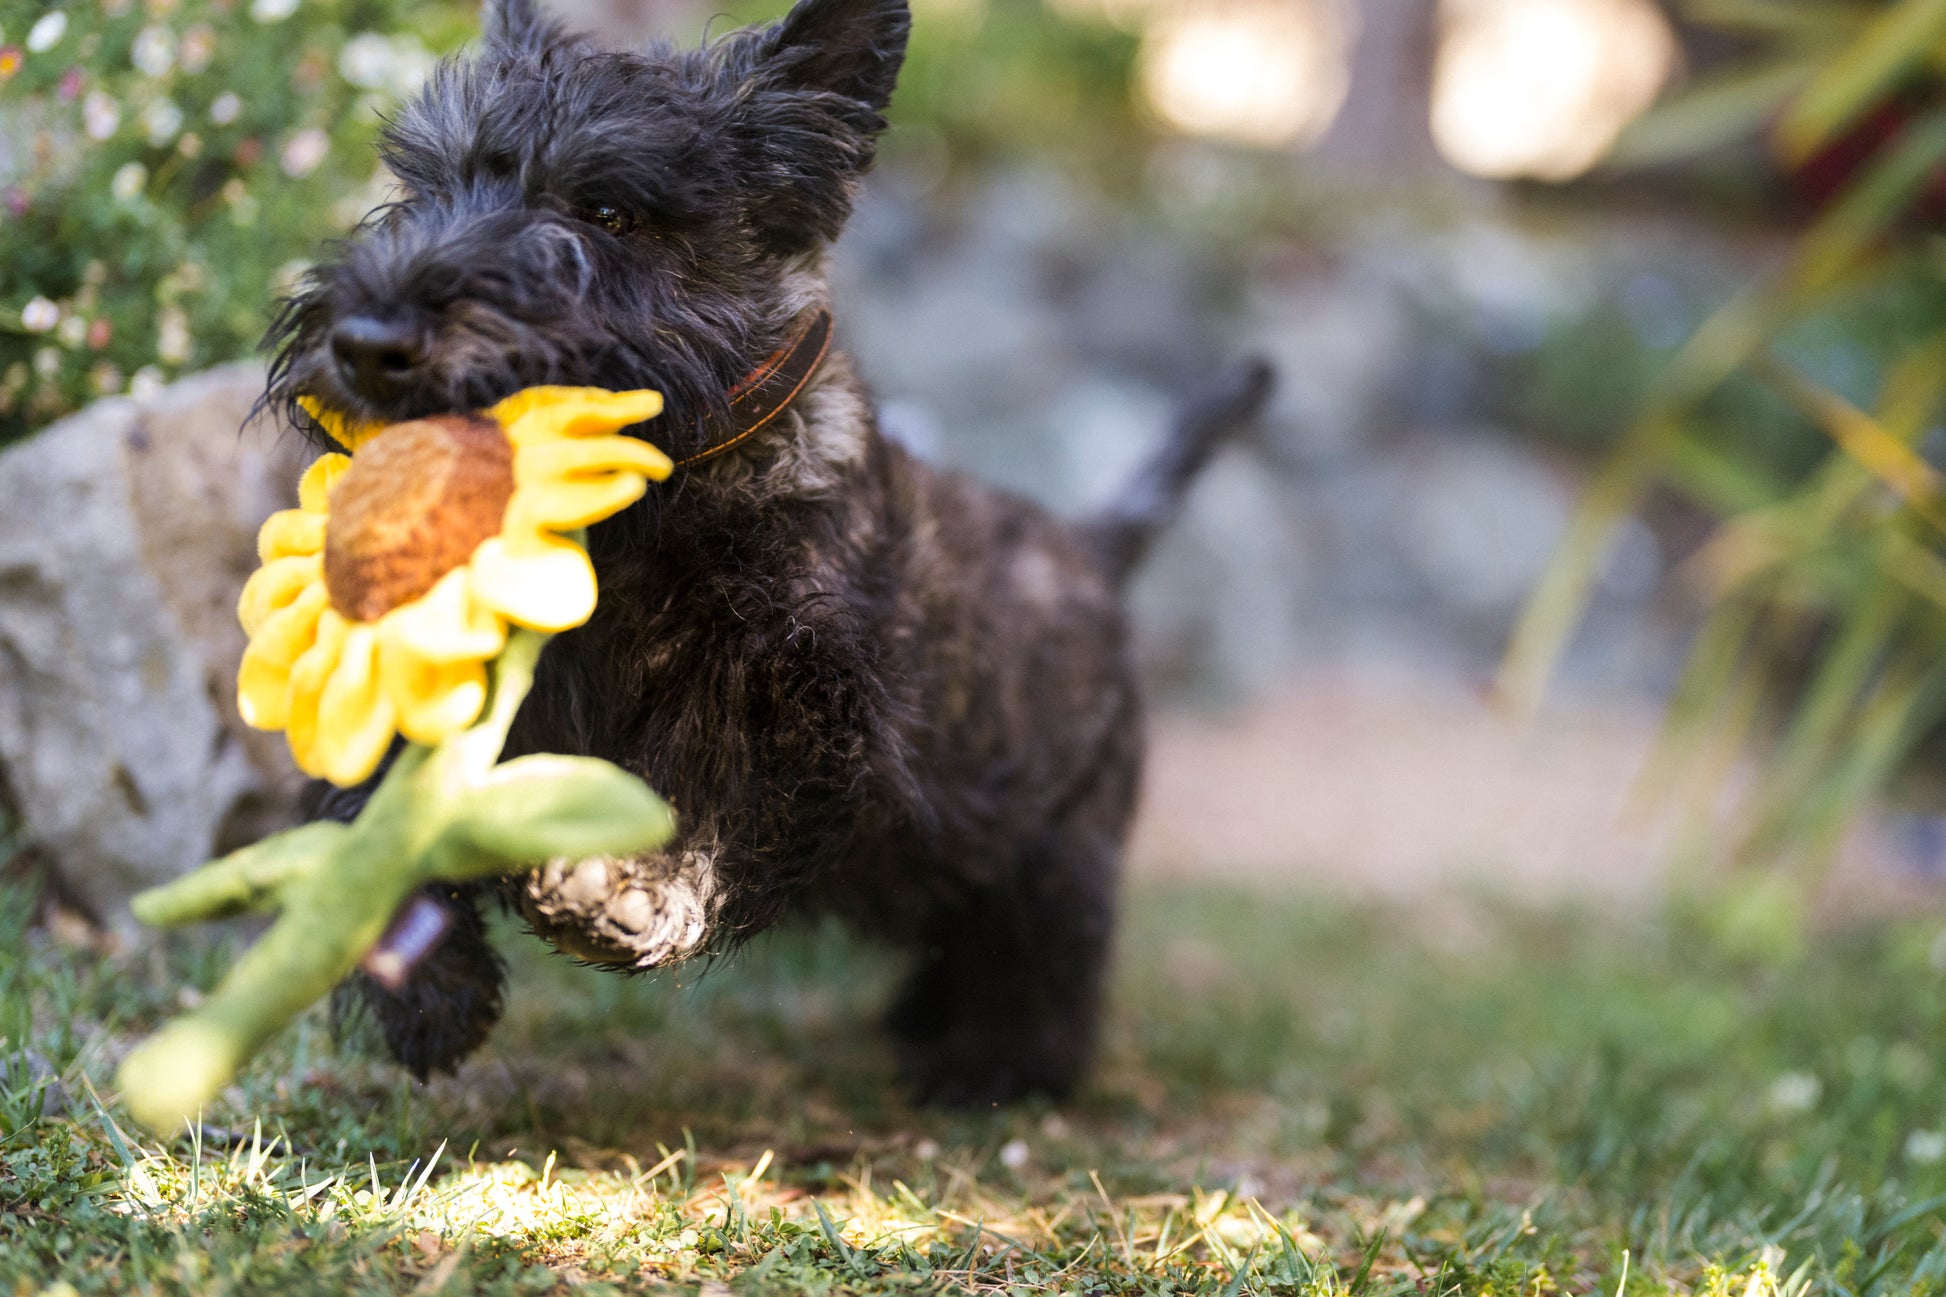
[586,205,636,237]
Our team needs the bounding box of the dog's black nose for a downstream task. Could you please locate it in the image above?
[330,314,425,402]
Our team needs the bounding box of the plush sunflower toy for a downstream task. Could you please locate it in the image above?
[115,389,679,1133]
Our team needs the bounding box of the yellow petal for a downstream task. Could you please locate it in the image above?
[314,623,398,787]
[298,453,352,513]
[378,567,506,665]
[383,649,488,746]
[257,508,327,562]
[484,387,571,431]
[237,554,322,636]
[286,609,349,778]
[506,473,649,534]
[468,534,598,632]
[490,387,664,447]
[236,583,329,730]
[516,433,673,484]
[298,396,383,451]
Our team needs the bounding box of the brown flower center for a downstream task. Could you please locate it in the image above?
[323,414,516,622]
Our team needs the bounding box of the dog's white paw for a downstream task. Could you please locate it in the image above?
[519,847,716,970]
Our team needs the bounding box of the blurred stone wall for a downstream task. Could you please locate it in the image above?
[829,158,1750,704]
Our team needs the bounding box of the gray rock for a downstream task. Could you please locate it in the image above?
[1243,268,1409,462]
[0,1047,66,1118]
[1383,429,1574,615]
[0,364,309,931]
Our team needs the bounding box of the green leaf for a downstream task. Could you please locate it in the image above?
[1794,107,1946,288]
[1684,0,1876,40]
[1497,286,1786,714]
[1756,354,1946,538]
[1777,0,1946,159]
[1609,59,1817,168]
[448,755,678,870]
[1767,658,1945,861]
[1664,426,1794,515]
[1743,552,1905,837]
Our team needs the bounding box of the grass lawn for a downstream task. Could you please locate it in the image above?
[4,876,1946,1295]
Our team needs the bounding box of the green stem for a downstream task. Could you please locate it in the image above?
[130,822,348,927]
[116,619,675,1134]
[447,627,549,778]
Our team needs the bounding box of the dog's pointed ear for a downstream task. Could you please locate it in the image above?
[481,0,562,51]
[761,0,911,111]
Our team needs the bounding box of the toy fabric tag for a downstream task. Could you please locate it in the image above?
[359,893,454,991]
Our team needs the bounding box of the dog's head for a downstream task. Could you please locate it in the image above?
[268,0,908,458]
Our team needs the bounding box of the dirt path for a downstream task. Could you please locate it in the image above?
[1127,673,1920,907]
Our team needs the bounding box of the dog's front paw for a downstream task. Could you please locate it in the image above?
[517,850,716,971]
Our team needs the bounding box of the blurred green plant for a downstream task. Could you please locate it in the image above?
[0,0,1151,448]
[0,0,469,445]
[1502,0,1946,886]
[721,0,1145,188]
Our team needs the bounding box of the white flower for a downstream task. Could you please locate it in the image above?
[337,32,393,89]
[33,347,62,380]
[142,98,184,146]
[389,38,434,95]
[82,91,120,140]
[338,31,433,97]
[269,259,311,297]
[111,161,148,201]
[129,366,166,399]
[56,315,86,348]
[178,23,215,74]
[998,1138,1029,1170]
[1767,1072,1822,1115]
[1907,1130,1946,1165]
[209,91,241,125]
[130,24,175,76]
[156,307,191,365]
[249,0,299,23]
[20,297,59,334]
[280,127,330,178]
[26,12,67,52]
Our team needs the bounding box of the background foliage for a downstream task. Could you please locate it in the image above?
[0,0,1149,448]
[0,0,464,444]
[1505,0,1946,885]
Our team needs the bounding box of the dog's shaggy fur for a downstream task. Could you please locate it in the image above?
[274,0,1269,1104]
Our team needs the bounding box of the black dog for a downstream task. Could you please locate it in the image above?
[271,0,1270,1104]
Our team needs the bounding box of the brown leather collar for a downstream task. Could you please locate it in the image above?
[675,309,834,469]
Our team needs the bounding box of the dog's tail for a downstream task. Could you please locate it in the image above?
[1088,357,1275,585]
